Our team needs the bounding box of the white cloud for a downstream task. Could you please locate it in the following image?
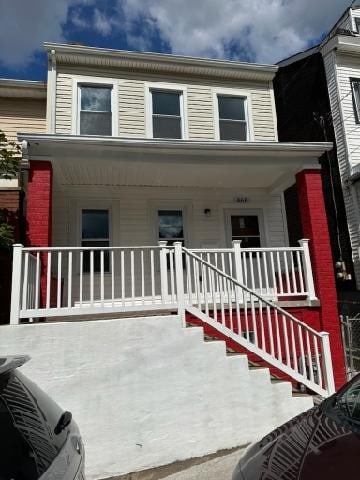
[0,0,355,69]
[0,0,93,68]
[119,0,353,63]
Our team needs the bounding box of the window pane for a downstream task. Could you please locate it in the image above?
[158,210,184,239]
[82,210,109,239]
[152,91,180,115]
[231,216,260,237]
[219,120,247,140]
[218,96,245,120]
[352,80,360,122]
[153,116,182,139]
[81,241,110,273]
[80,111,112,136]
[81,86,111,112]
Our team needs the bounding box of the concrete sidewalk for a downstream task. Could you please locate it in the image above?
[161,448,243,479]
[112,446,246,480]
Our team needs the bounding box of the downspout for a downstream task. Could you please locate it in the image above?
[46,49,56,134]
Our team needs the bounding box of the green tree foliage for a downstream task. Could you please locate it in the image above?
[0,130,21,247]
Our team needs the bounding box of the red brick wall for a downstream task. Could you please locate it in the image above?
[26,160,53,307]
[296,169,346,389]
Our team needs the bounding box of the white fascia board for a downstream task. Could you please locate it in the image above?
[321,34,360,57]
[43,42,278,81]
[18,133,333,158]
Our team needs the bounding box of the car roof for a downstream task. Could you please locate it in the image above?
[0,355,30,376]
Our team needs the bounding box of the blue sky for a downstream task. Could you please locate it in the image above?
[0,0,355,81]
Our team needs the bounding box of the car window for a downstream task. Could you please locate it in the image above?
[0,371,69,480]
[336,377,360,422]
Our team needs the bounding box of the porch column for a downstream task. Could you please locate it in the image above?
[26,160,53,307]
[296,168,346,389]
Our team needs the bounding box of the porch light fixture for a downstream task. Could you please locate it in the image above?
[204,208,211,217]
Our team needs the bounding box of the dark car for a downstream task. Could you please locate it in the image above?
[0,355,85,480]
[233,374,360,480]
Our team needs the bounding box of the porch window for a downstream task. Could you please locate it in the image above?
[79,85,112,135]
[151,90,182,139]
[231,215,261,248]
[351,79,360,123]
[217,95,247,140]
[158,210,184,246]
[81,209,110,272]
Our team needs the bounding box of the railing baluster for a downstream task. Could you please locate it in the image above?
[256,252,263,294]
[57,252,62,308]
[266,305,275,356]
[276,251,283,295]
[79,251,83,306]
[250,293,258,346]
[90,251,94,307]
[141,250,145,305]
[131,250,135,304]
[150,249,155,302]
[46,251,51,309]
[35,252,40,310]
[296,250,305,293]
[313,336,323,388]
[121,251,125,305]
[290,251,297,294]
[68,251,72,308]
[100,250,104,307]
[227,278,233,331]
[283,251,291,294]
[298,325,307,379]
[258,300,265,349]
[274,309,282,361]
[282,314,291,367]
[249,252,255,291]
[111,250,115,307]
[186,253,193,306]
[262,252,270,296]
[270,251,276,297]
[306,331,314,383]
[22,252,29,310]
[290,321,298,372]
[169,250,175,304]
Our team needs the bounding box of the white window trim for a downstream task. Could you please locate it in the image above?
[213,87,254,141]
[148,199,193,246]
[71,76,118,136]
[145,82,188,139]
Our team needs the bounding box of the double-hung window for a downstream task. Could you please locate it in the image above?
[351,79,360,123]
[81,209,110,272]
[217,95,247,140]
[79,85,112,135]
[151,90,183,139]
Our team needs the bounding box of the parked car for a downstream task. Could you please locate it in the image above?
[0,355,85,480]
[233,374,360,479]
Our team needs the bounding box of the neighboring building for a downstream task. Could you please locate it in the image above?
[0,79,46,324]
[8,43,346,395]
[275,6,360,315]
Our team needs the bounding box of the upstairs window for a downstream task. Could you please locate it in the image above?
[351,79,360,123]
[355,17,360,33]
[79,85,112,135]
[151,90,183,139]
[81,209,110,272]
[217,95,247,140]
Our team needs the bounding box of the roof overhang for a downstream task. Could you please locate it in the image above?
[18,134,331,191]
[0,78,47,99]
[321,34,360,57]
[44,42,278,83]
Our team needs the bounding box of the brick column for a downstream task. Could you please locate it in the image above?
[296,169,346,389]
[26,161,53,307]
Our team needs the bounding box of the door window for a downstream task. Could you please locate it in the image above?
[230,215,261,248]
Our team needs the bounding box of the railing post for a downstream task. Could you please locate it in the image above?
[299,239,317,301]
[232,240,243,284]
[174,242,185,326]
[321,332,336,395]
[10,244,23,325]
[159,241,169,303]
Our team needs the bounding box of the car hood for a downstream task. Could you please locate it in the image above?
[238,405,358,480]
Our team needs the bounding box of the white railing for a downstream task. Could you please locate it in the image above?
[10,244,177,322]
[189,239,316,301]
[179,247,334,397]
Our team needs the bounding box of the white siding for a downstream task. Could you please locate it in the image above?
[52,185,287,249]
[323,50,360,285]
[55,66,277,141]
[0,97,46,142]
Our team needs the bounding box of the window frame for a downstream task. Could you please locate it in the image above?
[145,82,188,139]
[72,76,118,136]
[157,209,185,246]
[224,208,266,248]
[213,88,254,141]
[81,208,111,273]
[350,78,360,124]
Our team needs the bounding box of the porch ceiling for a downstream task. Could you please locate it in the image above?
[20,134,331,190]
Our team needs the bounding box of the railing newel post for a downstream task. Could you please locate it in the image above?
[159,241,169,304]
[320,332,336,395]
[10,244,24,325]
[174,242,185,326]
[298,239,317,301]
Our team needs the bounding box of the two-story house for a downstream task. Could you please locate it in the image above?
[276,6,360,317]
[8,42,346,395]
[0,78,46,324]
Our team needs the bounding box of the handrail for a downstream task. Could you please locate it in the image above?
[182,247,335,397]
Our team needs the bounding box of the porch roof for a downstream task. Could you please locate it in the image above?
[19,133,332,190]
